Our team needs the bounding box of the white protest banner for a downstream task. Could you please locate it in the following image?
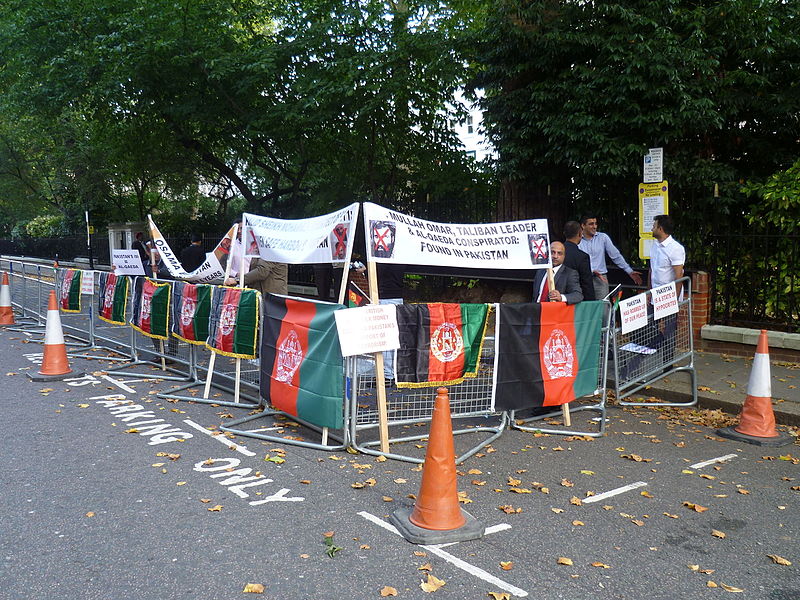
[618,293,649,335]
[243,202,360,264]
[652,282,679,320]
[111,250,145,275]
[148,216,237,283]
[334,304,400,357]
[81,271,94,295]
[362,202,550,269]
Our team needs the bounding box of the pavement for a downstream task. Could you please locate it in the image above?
[639,350,800,427]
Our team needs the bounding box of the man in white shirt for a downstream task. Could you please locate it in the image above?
[579,214,642,300]
[649,214,685,365]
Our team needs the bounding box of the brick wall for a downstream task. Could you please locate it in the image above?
[691,271,710,343]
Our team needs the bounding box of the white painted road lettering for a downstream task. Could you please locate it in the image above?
[194,458,303,503]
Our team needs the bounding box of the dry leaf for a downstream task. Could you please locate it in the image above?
[640,490,654,498]
[85,512,95,518]
[488,593,511,600]
[507,476,521,486]
[707,581,718,588]
[414,551,427,557]
[472,480,487,486]
[591,562,611,568]
[499,561,513,571]
[720,583,744,593]
[360,544,370,550]
[508,487,532,494]
[382,496,393,502]
[380,586,398,597]
[176,481,187,486]
[580,470,595,475]
[631,520,645,527]
[682,502,709,513]
[420,573,445,593]
[572,520,584,526]
[468,468,483,475]
[688,564,700,571]
[556,557,573,566]
[663,513,679,519]
[551,508,564,514]
[418,563,433,571]
[570,496,583,506]
[242,583,265,594]
[767,554,792,566]
[207,505,223,512]
[711,530,726,539]
[561,479,574,487]
[737,489,750,495]
[200,498,211,503]
[499,505,522,514]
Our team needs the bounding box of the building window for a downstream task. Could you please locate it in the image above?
[466,116,474,134]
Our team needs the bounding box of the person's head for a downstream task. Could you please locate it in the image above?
[652,214,674,241]
[135,232,144,241]
[579,214,598,237]
[190,233,202,244]
[563,221,582,241]
[551,241,565,267]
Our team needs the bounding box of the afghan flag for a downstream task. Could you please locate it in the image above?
[493,301,604,411]
[347,281,370,307]
[171,281,211,345]
[130,277,171,340]
[206,286,260,359]
[260,295,345,429]
[59,269,82,313]
[395,303,490,388]
[98,272,129,325]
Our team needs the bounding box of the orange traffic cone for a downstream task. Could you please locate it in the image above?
[717,330,792,447]
[389,387,484,544]
[27,291,83,381]
[0,272,15,326]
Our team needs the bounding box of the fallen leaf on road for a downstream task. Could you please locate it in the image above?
[682,502,709,513]
[508,487,532,494]
[556,557,573,566]
[85,512,95,518]
[591,562,611,568]
[572,520,584,526]
[488,593,510,600]
[418,563,433,571]
[707,581,718,588]
[641,490,654,498]
[551,508,564,514]
[570,496,582,506]
[720,583,744,592]
[711,530,726,539]
[207,505,223,512]
[767,554,791,565]
[663,513,679,519]
[499,561,513,571]
[580,470,595,475]
[420,573,445,593]
[737,489,750,495]
[561,479,574,487]
[499,505,522,514]
[242,583,264,593]
[380,586,398,597]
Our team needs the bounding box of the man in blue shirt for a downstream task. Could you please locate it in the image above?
[578,214,642,300]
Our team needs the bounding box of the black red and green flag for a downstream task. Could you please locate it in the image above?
[98,272,129,325]
[130,277,171,340]
[171,281,211,345]
[347,281,370,307]
[492,301,604,411]
[395,303,490,388]
[59,269,82,313]
[260,295,345,429]
[206,286,260,359]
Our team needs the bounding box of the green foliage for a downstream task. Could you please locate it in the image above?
[743,159,800,234]
[25,214,66,238]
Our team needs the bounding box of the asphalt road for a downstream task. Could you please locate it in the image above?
[1,328,798,600]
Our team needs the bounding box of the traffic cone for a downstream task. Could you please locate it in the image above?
[717,330,793,447]
[389,387,484,544]
[27,291,83,381]
[0,272,15,326]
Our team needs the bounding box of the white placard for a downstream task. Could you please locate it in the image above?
[334,304,400,357]
[111,250,145,275]
[652,282,679,320]
[362,202,550,270]
[81,271,94,295]
[643,147,663,183]
[243,203,360,264]
[618,293,649,335]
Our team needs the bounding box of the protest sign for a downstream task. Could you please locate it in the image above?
[652,282,679,320]
[111,250,145,275]
[334,304,400,357]
[618,293,649,335]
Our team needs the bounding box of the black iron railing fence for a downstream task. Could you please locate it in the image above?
[3,232,798,332]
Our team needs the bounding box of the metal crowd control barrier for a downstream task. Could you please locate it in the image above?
[347,333,507,464]
[612,276,697,407]
[510,299,614,437]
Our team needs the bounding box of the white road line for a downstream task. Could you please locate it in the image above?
[358,511,527,598]
[582,481,648,504]
[436,524,513,548]
[183,419,257,457]
[99,374,137,394]
[690,454,738,469]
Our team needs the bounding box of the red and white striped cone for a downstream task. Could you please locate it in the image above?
[27,291,83,381]
[717,330,792,447]
[0,272,15,326]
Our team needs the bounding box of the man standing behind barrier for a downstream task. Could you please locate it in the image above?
[223,221,288,296]
[579,214,642,299]
[563,221,595,301]
[180,234,206,272]
[532,242,583,304]
[132,232,152,277]
[650,214,685,364]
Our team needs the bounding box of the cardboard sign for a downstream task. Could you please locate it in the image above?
[334,304,400,357]
[618,293,649,335]
[111,250,145,275]
[652,282,679,320]
[81,271,94,295]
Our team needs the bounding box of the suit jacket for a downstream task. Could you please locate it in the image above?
[564,240,596,301]
[532,265,583,305]
[243,258,288,296]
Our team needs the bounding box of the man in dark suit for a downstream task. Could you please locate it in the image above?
[563,221,595,301]
[532,241,583,305]
[180,233,206,272]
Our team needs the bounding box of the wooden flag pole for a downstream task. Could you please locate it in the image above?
[367,260,390,453]
[547,267,571,426]
[159,340,166,371]
[204,224,238,400]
